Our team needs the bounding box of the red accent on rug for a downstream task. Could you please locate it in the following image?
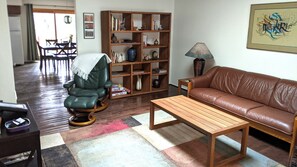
[61,119,130,144]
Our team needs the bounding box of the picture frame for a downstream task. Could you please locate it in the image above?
[83,13,95,39]
[247,2,297,54]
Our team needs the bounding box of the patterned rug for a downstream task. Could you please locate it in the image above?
[40,110,285,167]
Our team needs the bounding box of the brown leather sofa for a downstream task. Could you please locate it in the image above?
[188,66,297,161]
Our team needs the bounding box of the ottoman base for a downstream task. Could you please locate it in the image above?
[68,113,96,126]
[64,96,99,126]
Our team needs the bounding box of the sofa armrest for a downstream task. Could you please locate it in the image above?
[189,66,219,90]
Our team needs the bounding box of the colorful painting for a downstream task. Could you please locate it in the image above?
[247,2,297,54]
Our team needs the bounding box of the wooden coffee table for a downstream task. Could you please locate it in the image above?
[150,95,249,167]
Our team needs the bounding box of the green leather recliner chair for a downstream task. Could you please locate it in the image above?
[63,56,112,126]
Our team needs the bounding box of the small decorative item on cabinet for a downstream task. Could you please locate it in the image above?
[151,51,159,60]
[112,51,116,63]
[144,54,152,61]
[152,79,160,88]
[127,47,137,62]
[111,33,118,43]
[154,39,159,45]
[136,75,142,90]
[115,52,124,63]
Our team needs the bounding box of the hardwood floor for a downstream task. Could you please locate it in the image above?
[13,62,289,165]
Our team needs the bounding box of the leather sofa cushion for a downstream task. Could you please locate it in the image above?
[269,79,297,114]
[236,72,279,105]
[69,88,106,98]
[247,106,294,135]
[210,67,245,95]
[214,95,263,116]
[189,88,229,104]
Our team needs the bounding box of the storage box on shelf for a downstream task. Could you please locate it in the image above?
[101,10,171,99]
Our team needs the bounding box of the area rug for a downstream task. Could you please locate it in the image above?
[40,110,285,167]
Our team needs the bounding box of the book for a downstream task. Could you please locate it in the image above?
[111,84,125,92]
[112,91,127,97]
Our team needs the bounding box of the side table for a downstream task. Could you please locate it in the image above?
[178,78,192,96]
[0,104,42,166]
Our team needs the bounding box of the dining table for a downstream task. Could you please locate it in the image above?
[40,43,76,72]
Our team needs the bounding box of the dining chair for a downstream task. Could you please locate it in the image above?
[53,43,71,71]
[45,39,57,46]
[36,41,55,71]
[68,42,77,61]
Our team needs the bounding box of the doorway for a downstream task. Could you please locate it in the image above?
[33,9,76,46]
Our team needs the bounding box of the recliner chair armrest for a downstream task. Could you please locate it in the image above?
[63,80,74,89]
[104,80,113,88]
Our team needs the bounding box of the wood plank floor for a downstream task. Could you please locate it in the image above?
[13,62,289,165]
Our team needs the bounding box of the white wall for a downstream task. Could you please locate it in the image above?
[172,0,297,86]
[0,0,17,102]
[75,0,174,54]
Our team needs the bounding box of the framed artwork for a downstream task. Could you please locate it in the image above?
[247,2,297,54]
[83,13,95,39]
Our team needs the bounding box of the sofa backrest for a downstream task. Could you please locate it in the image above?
[269,79,297,114]
[210,67,245,94]
[236,72,279,105]
[206,66,297,114]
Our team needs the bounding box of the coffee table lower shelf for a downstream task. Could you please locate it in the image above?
[149,95,249,167]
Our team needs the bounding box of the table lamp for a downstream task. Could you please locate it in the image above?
[185,42,213,76]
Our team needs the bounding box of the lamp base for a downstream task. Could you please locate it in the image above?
[193,58,205,76]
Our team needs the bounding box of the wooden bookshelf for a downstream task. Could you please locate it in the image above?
[101,10,171,99]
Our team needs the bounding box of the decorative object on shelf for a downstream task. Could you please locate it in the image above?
[152,68,160,74]
[136,75,142,91]
[151,51,159,60]
[111,33,118,43]
[143,35,148,46]
[158,25,163,30]
[154,39,159,45]
[83,13,95,39]
[115,52,124,63]
[147,38,154,45]
[111,51,116,63]
[120,18,126,30]
[185,42,214,76]
[144,55,150,61]
[152,79,160,88]
[127,47,137,62]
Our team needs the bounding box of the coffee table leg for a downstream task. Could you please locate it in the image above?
[240,125,249,157]
[208,135,215,167]
[149,102,155,130]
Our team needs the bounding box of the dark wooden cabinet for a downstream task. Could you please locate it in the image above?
[101,10,171,99]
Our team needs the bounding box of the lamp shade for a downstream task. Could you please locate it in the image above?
[185,42,213,59]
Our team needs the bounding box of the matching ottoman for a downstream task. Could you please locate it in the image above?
[64,95,98,126]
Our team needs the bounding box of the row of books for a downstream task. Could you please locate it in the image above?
[111,84,131,97]
[111,16,125,31]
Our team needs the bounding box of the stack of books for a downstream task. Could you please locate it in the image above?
[111,84,131,97]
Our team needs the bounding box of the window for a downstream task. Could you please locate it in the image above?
[33,9,76,46]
